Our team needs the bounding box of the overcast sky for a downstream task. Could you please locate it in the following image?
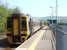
[0,0,67,17]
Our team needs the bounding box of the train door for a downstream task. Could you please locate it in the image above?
[13,17,21,43]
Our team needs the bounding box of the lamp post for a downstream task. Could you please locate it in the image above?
[50,7,53,24]
[55,0,58,26]
[55,0,58,50]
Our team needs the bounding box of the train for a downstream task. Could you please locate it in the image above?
[6,12,43,45]
[6,12,43,44]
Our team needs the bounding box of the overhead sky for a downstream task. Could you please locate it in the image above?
[0,0,67,17]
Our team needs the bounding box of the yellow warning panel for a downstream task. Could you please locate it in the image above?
[13,19,19,36]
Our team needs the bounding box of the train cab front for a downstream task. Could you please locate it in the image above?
[6,13,29,45]
[20,17,29,42]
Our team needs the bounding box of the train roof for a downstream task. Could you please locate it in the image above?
[7,12,29,18]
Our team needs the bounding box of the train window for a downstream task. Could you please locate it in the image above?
[7,17,12,31]
[22,19,27,31]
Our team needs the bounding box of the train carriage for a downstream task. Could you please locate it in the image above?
[6,13,30,44]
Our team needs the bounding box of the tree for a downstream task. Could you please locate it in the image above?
[0,5,11,32]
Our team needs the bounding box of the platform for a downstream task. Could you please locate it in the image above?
[15,26,56,50]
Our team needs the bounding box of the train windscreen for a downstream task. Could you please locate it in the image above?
[22,19,27,31]
[7,17,12,31]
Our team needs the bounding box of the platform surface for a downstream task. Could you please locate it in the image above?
[15,26,56,50]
